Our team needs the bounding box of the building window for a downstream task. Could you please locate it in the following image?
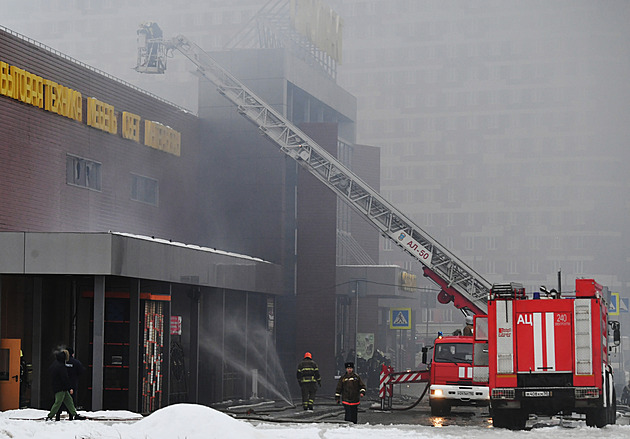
[466,213,475,227]
[443,308,454,323]
[66,154,101,191]
[383,238,393,251]
[447,189,456,203]
[422,308,435,323]
[508,260,518,275]
[529,236,540,250]
[446,213,454,227]
[575,260,584,274]
[509,211,518,226]
[465,236,474,250]
[131,173,159,206]
[487,236,497,250]
[486,260,496,274]
[575,235,584,250]
[551,236,561,250]
[445,236,454,250]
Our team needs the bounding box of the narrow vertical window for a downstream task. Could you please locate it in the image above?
[131,173,159,206]
[66,155,101,191]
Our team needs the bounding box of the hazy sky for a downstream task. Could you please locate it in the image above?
[2,0,630,291]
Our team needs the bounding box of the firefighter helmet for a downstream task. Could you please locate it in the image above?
[304,352,312,359]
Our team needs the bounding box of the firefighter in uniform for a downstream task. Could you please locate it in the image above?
[296,352,321,410]
[335,361,366,424]
[463,315,474,336]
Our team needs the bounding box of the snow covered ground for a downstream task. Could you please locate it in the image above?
[1,404,629,439]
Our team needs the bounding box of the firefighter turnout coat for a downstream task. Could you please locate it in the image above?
[297,357,321,386]
[335,372,366,405]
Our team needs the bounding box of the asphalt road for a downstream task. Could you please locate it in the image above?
[226,395,630,429]
[360,400,491,427]
[227,394,492,428]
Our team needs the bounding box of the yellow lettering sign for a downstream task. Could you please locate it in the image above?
[1,59,180,153]
[72,89,82,121]
[401,271,417,292]
[291,0,343,63]
[28,72,44,108]
[42,80,82,122]
[87,97,117,134]
[0,61,11,96]
[122,111,142,143]
[144,120,181,156]
[44,79,58,113]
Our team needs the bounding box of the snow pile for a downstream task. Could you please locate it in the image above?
[121,403,259,438]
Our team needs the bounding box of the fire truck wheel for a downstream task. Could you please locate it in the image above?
[429,400,451,416]
[491,408,509,428]
[492,408,527,430]
[586,406,607,428]
[609,389,617,425]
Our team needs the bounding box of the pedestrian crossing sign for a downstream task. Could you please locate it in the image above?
[390,308,411,330]
[609,292,628,315]
[610,292,620,316]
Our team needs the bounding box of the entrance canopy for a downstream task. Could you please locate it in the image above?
[0,231,281,294]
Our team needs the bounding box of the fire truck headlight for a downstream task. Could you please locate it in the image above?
[432,388,444,397]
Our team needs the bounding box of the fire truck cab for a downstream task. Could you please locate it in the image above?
[486,279,618,429]
[422,334,489,416]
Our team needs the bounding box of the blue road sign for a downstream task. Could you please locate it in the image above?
[390,308,411,330]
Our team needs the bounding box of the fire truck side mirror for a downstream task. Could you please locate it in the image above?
[421,347,428,364]
[609,321,621,347]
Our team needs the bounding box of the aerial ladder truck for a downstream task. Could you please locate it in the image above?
[134,24,618,427]
[134,23,491,316]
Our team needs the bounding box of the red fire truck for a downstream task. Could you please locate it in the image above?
[422,334,489,416]
[380,333,489,416]
[482,279,618,429]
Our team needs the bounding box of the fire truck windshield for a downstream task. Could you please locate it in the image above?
[434,342,473,364]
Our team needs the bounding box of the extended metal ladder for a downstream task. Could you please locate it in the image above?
[139,32,490,314]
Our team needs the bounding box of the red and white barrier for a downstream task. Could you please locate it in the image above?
[379,364,429,409]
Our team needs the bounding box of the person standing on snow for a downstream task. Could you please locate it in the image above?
[46,350,85,421]
[296,352,321,410]
[335,361,366,424]
[56,346,85,420]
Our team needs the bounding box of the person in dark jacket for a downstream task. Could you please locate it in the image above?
[66,347,85,400]
[622,380,630,405]
[56,346,85,420]
[46,350,85,421]
[335,361,366,424]
[296,352,321,410]
[463,315,474,336]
